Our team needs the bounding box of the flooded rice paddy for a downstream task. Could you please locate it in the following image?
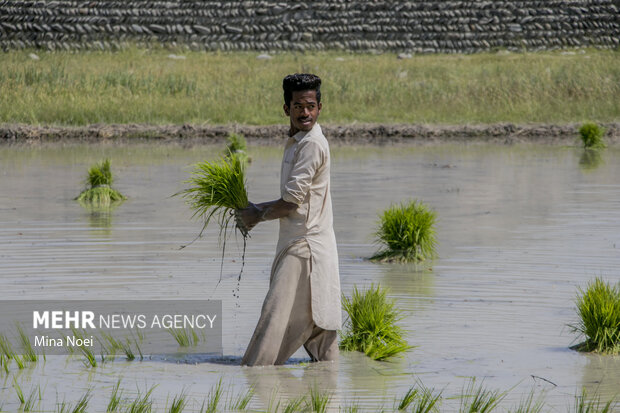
[1,142,620,411]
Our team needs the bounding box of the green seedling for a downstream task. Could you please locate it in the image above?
[579,122,606,150]
[76,159,126,208]
[168,327,200,347]
[371,200,438,263]
[459,378,506,413]
[571,388,616,413]
[168,390,188,413]
[571,277,620,354]
[306,386,332,413]
[107,379,123,412]
[340,284,411,361]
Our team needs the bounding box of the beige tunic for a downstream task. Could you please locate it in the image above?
[278,123,341,330]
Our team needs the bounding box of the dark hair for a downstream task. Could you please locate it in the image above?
[283,73,321,107]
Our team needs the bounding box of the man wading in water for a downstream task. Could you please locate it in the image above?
[236,73,341,366]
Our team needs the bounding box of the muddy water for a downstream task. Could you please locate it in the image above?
[1,143,619,411]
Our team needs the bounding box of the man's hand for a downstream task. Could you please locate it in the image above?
[235,198,297,236]
[235,202,262,236]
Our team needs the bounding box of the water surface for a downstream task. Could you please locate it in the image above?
[1,143,619,411]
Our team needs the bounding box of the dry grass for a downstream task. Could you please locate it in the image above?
[0,48,618,126]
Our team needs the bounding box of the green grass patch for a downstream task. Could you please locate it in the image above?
[167,327,200,347]
[571,277,620,354]
[70,328,98,367]
[509,389,546,413]
[1,48,619,125]
[75,159,126,209]
[1,328,38,369]
[24,384,42,412]
[340,284,412,361]
[201,378,223,413]
[13,377,25,404]
[227,387,254,411]
[126,386,156,413]
[397,382,442,412]
[459,378,506,413]
[280,396,306,413]
[107,379,123,412]
[17,324,38,363]
[305,387,332,413]
[579,122,607,149]
[167,390,188,413]
[0,333,15,369]
[0,354,9,374]
[371,200,438,263]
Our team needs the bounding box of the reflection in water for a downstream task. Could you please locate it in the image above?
[243,361,338,411]
[79,202,123,236]
[380,264,436,300]
[87,210,113,230]
[579,149,604,171]
[579,353,620,402]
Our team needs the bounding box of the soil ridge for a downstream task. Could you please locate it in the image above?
[2,122,619,146]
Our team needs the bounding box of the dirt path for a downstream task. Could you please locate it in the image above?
[2,122,619,146]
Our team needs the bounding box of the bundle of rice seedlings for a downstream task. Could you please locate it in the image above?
[371,200,438,263]
[224,132,250,163]
[178,154,249,284]
[579,122,606,150]
[75,159,126,209]
[570,277,620,354]
[339,284,412,361]
[179,154,249,238]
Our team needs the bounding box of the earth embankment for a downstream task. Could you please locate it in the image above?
[2,122,619,146]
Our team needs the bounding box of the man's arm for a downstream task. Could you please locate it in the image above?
[235,198,297,234]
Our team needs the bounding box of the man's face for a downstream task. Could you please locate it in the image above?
[284,90,322,134]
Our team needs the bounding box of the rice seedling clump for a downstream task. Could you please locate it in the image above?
[579,122,606,149]
[340,284,411,361]
[371,200,438,263]
[571,277,620,354]
[75,159,126,208]
[179,154,250,285]
[180,154,249,237]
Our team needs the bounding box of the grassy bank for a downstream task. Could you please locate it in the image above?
[1,48,618,126]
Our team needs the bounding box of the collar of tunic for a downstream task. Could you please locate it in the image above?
[291,122,322,143]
